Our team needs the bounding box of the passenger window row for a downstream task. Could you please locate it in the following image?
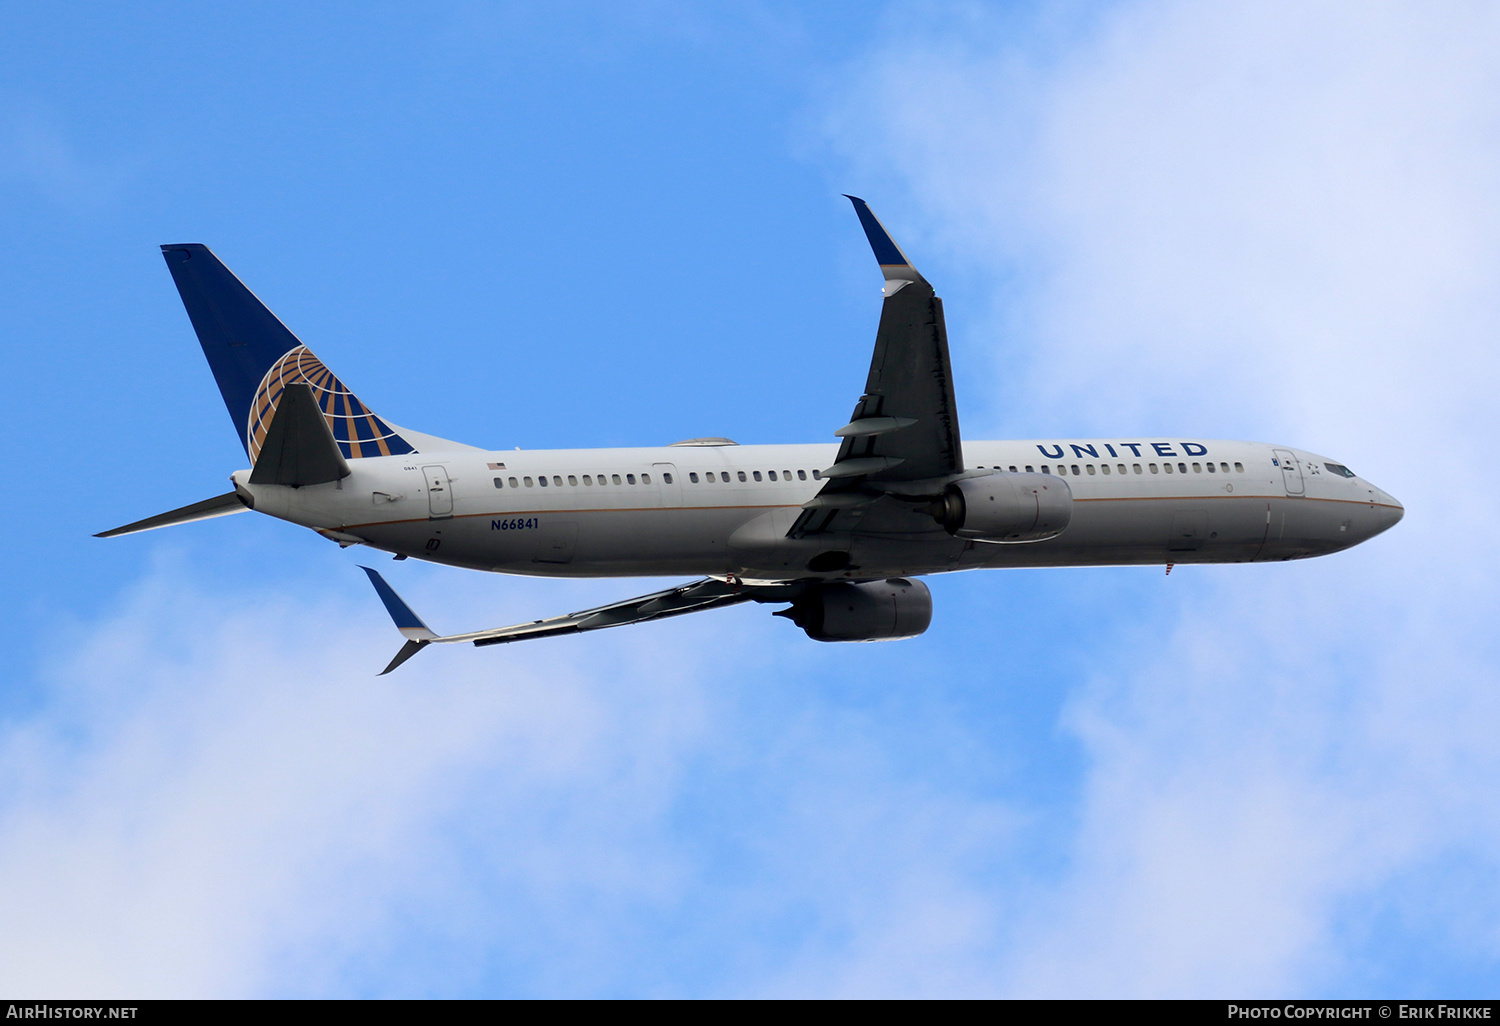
[493,468,821,489]
[494,472,655,489]
[686,469,816,484]
[976,462,1246,476]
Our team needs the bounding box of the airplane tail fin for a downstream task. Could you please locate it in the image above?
[160,244,417,462]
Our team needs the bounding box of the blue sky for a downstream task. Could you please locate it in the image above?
[2,1,1497,998]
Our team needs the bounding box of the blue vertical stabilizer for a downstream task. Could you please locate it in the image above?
[161,244,415,461]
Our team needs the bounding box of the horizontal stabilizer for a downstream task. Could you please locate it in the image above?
[249,382,351,486]
[95,491,249,538]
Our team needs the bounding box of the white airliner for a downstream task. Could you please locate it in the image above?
[100,197,1403,672]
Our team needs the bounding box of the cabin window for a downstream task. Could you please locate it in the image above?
[753,471,762,481]
[612,474,622,484]
[1087,465,1097,475]
[1118,464,1127,474]
[812,469,821,480]
[738,471,748,482]
[568,475,578,486]
[1041,466,1051,474]
[1220,462,1230,473]
[1178,463,1187,474]
[782,470,791,479]
[662,473,672,484]
[582,475,592,485]
[1132,464,1141,474]
[1100,465,1110,475]
[1149,464,1158,474]
[509,477,519,488]
[627,474,636,485]
[641,473,651,484]
[1164,464,1173,474]
[1234,462,1244,472]
[798,470,807,480]
[1010,465,1018,473]
[524,476,534,487]
[1066,464,1076,475]
[538,476,548,487]
[1024,465,1033,472]
[767,471,777,481]
[493,477,504,489]
[689,472,698,483]
[1206,463,1216,473]
[1191,463,1201,473]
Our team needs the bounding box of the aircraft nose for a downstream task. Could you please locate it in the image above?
[1371,486,1403,535]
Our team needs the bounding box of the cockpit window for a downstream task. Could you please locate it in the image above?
[1324,462,1356,478]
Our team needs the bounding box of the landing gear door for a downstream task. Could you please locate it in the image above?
[1272,449,1304,496]
[652,462,682,507]
[423,465,454,518]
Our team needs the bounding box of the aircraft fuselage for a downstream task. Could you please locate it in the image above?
[237,437,1403,581]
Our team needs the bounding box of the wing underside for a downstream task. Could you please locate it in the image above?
[361,568,800,673]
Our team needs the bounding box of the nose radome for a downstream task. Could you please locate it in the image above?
[1373,486,1404,533]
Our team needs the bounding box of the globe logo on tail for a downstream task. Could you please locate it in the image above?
[247,346,415,463]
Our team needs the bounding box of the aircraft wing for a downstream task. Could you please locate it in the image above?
[361,567,797,674]
[791,196,963,538]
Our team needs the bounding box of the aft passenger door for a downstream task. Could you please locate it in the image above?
[423,465,454,518]
[1272,449,1304,496]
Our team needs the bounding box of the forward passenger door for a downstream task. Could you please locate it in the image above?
[1272,450,1304,496]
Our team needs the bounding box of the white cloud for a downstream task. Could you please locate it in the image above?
[0,564,713,997]
[0,559,1033,997]
[822,0,1500,996]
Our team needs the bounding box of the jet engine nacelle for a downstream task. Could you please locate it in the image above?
[776,579,933,642]
[934,472,1071,543]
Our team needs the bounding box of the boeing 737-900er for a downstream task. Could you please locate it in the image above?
[99,197,1404,673]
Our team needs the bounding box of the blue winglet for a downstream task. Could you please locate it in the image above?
[843,195,913,269]
[359,566,434,636]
